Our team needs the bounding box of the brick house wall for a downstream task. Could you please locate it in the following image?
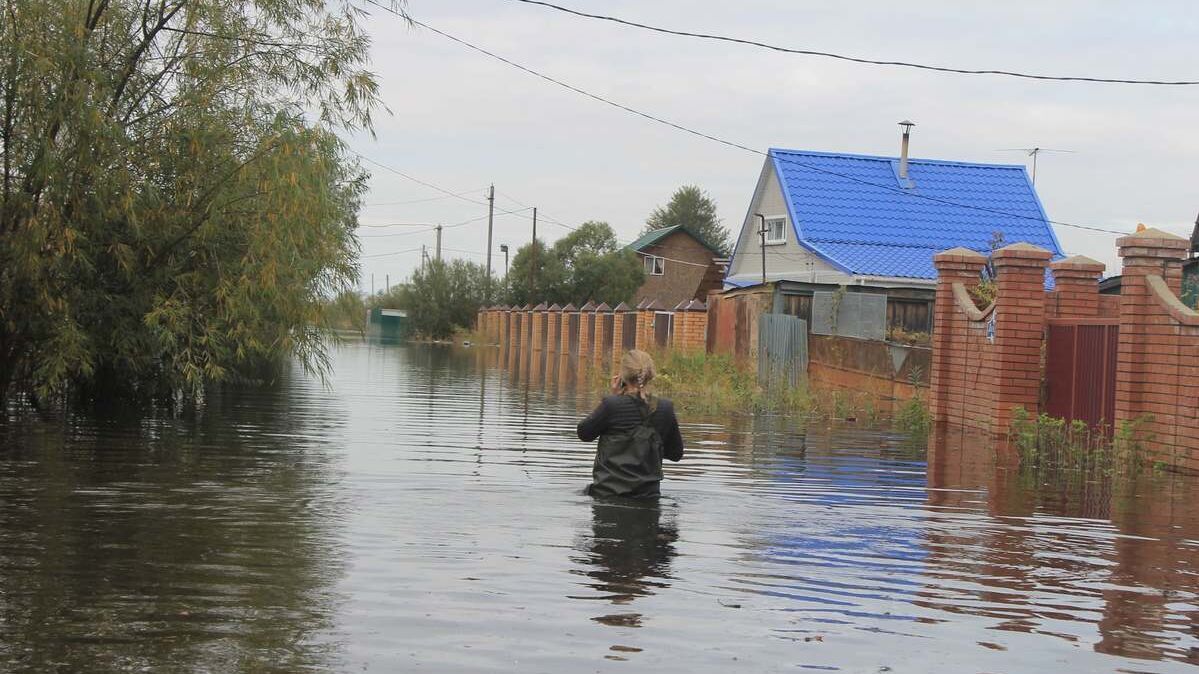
[635,229,719,309]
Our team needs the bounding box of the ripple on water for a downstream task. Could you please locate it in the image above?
[2,342,1198,672]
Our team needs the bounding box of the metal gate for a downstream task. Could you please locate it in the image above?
[1045,318,1118,429]
[601,313,614,353]
[654,312,673,348]
[758,314,808,387]
[621,313,636,350]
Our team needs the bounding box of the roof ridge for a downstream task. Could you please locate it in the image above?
[769,147,1027,171]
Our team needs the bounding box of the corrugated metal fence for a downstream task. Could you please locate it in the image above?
[758,314,809,388]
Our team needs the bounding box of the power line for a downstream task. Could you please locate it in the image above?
[361,247,423,259]
[377,8,1131,237]
[363,190,488,207]
[508,0,1199,87]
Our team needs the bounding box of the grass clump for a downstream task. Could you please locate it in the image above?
[895,394,931,443]
[1010,406,1153,476]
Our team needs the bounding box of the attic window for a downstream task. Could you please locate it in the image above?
[644,255,665,276]
[763,216,787,245]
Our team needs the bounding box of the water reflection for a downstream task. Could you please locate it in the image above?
[574,499,679,629]
[0,370,348,673]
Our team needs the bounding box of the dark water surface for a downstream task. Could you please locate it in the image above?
[2,343,1198,673]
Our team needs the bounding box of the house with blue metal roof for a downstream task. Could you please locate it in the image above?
[724,144,1063,334]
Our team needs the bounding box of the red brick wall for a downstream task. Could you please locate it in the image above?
[1114,229,1199,472]
[929,230,1199,472]
[929,244,1052,435]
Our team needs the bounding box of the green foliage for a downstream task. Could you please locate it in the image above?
[895,395,931,442]
[644,185,730,256]
[1010,407,1154,475]
[323,291,368,335]
[0,0,391,404]
[505,222,644,306]
[402,259,489,340]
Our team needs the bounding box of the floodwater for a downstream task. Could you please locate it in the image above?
[1,343,1198,673]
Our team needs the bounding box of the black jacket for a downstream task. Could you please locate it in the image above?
[577,395,683,497]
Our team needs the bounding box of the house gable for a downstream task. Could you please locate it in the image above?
[726,157,847,286]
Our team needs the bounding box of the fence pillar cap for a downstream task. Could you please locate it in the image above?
[992,242,1053,261]
[580,300,598,312]
[594,302,612,312]
[933,247,986,265]
[560,303,578,312]
[673,300,690,311]
[612,302,633,312]
[1050,255,1105,274]
[681,299,708,311]
[533,302,548,311]
[642,299,662,311]
[1116,227,1188,256]
[547,303,562,311]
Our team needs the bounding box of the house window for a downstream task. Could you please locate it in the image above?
[763,216,787,245]
[644,255,665,276]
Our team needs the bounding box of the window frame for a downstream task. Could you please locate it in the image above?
[644,255,665,276]
[762,215,788,245]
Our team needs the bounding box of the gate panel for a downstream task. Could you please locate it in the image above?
[622,314,636,350]
[1045,319,1118,429]
[654,312,673,348]
[602,313,614,352]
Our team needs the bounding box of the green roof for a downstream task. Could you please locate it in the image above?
[626,225,685,252]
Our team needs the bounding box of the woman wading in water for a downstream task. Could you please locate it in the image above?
[576,350,683,498]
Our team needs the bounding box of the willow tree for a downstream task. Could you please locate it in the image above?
[0,0,392,404]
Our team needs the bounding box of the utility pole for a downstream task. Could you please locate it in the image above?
[530,207,538,298]
[485,184,495,298]
[370,273,374,296]
[421,245,426,271]
[435,224,443,262]
[385,274,390,294]
[756,213,767,285]
[500,244,509,279]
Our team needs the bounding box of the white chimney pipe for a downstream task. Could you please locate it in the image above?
[898,120,915,180]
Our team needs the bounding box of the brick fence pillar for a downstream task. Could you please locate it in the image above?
[560,303,577,355]
[1049,255,1105,319]
[508,306,520,349]
[611,303,632,360]
[592,303,612,365]
[531,303,547,351]
[546,304,562,354]
[636,300,658,350]
[991,242,1053,433]
[930,248,987,427]
[1114,228,1189,445]
[578,301,597,358]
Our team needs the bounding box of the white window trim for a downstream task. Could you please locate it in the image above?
[762,215,788,246]
[645,255,665,276]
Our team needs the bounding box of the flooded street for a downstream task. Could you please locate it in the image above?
[2,342,1198,672]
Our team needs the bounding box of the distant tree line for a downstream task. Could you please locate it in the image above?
[384,186,730,340]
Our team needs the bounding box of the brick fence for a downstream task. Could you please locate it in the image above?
[478,298,708,362]
[929,229,1199,472]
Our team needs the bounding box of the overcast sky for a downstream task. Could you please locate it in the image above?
[347,0,1199,290]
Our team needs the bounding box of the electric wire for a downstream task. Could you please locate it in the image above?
[508,0,1199,86]
[371,5,1135,237]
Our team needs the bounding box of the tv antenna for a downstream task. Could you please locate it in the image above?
[997,147,1075,185]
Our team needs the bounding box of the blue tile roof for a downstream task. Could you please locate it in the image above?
[752,148,1063,280]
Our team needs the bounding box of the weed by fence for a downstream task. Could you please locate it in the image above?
[1009,406,1154,476]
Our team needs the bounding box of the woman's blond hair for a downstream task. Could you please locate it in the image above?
[619,350,656,409]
